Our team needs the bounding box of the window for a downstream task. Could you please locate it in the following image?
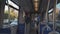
[9,7,18,26]
[3,0,19,28]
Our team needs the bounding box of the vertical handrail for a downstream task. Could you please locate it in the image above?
[53,0,57,31]
[42,0,50,34]
[46,0,50,28]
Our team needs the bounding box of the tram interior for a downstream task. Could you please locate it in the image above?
[0,0,60,34]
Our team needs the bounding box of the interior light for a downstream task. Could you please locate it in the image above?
[33,0,39,11]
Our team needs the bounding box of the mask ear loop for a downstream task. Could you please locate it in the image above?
[48,0,60,34]
[42,0,51,34]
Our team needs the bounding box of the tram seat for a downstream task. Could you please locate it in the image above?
[40,24,53,34]
[43,28,52,34]
[40,23,60,34]
[0,28,11,34]
[40,24,45,34]
[17,24,25,34]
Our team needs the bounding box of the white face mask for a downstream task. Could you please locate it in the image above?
[35,17,38,21]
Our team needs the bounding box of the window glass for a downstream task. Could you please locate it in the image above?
[3,5,18,28]
[55,3,60,31]
[10,7,18,26]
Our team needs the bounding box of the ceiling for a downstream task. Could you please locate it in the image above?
[11,0,33,12]
[11,0,60,12]
[10,0,60,21]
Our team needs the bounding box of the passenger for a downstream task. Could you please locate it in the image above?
[25,13,31,24]
[25,13,31,34]
[37,14,41,25]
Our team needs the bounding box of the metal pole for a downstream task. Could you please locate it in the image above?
[53,0,57,31]
[42,0,51,34]
[46,0,50,29]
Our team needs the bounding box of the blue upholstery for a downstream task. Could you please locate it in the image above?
[40,24,45,34]
[40,24,53,34]
[0,28,11,34]
[42,27,52,34]
[17,23,60,34]
[40,24,60,34]
[17,24,25,34]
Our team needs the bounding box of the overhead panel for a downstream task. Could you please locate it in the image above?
[11,0,33,12]
[19,0,29,12]
[20,0,32,11]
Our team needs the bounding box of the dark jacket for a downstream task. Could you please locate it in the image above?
[25,16,31,24]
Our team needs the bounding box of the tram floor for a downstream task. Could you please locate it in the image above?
[30,29,36,34]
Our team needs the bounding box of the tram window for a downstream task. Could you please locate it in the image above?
[10,7,18,26]
[56,3,60,21]
[3,5,18,28]
[9,7,18,22]
[55,3,60,30]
